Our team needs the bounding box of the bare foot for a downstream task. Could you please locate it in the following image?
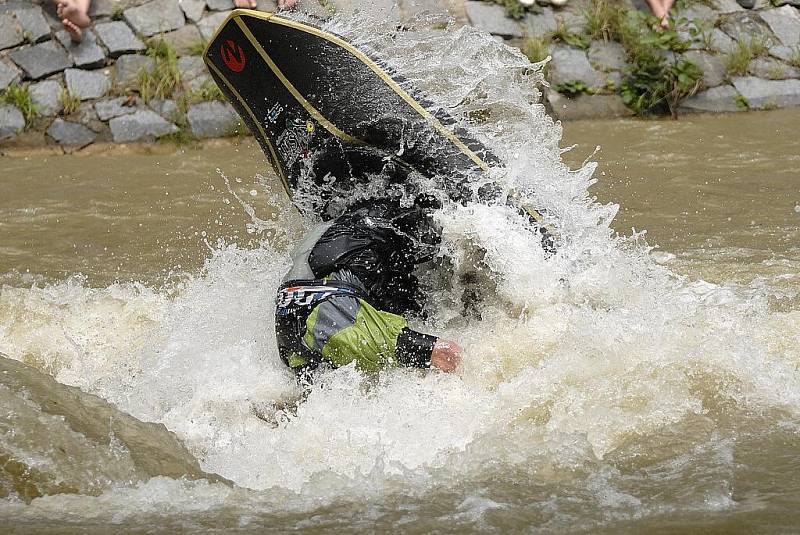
[62,17,83,42]
[660,15,670,29]
[233,0,257,8]
[278,0,298,9]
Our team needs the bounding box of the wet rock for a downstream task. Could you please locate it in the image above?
[179,0,206,22]
[0,61,21,91]
[109,109,178,142]
[679,85,743,113]
[124,0,186,37]
[400,0,450,23]
[525,8,557,38]
[719,12,776,47]
[89,0,115,18]
[162,24,204,56]
[57,29,107,69]
[464,1,522,38]
[293,0,330,18]
[0,13,23,51]
[65,68,111,100]
[709,28,736,53]
[332,0,399,21]
[748,57,800,79]
[9,41,73,80]
[773,0,800,6]
[759,5,800,47]
[187,101,240,138]
[9,5,51,43]
[178,55,205,84]
[0,355,228,503]
[94,21,146,58]
[587,40,627,72]
[709,0,743,12]
[29,80,63,116]
[769,45,797,62]
[555,10,586,34]
[549,46,605,89]
[114,54,155,90]
[198,10,233,40]
[0,105,25,140]
[681,3,716,22]
[547,91,631,120]
[206,0,234,10]
[682,50,727,88]
[46,118,97,147]
[731,76,800,108]
[95,96,140,121]
[148,98,180,122]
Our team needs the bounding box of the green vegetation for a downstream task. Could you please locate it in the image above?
[620,55,702,116]
[111,4,124,20]
[186,79,225,104]
[786,46,800,69]
[59,88,81,115]
[158,125,195,145]
[318,0,337,15]
[0,83,38,124]
[550,21,589,49]
[521,35,550,64]
[138,39,181,103]
[724,37,768,76]
[734,93,749,110]
[581,0,621,41]
[553,80,595,97]
[485,0,536,20]
[187,40,208,57]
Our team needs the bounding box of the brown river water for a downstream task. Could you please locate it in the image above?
[1,21,800,534]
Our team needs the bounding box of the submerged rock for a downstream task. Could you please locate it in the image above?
[0,355,228,503]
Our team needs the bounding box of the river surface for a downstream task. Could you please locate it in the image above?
[1,18,800,534]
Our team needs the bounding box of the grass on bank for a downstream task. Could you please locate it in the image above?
[58,88,81,115]
[138,38,181,104]
[0,83,38,124]
[725,37,768,76]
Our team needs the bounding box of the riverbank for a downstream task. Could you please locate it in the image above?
[0,0,798,152]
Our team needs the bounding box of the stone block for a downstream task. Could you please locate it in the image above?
[114,54,155,90]
[774,0,800,6]
[709,0,743,12]
[206,0,234,10]
[549,46,605,89]
[186,73,212,91]
[198,10,233,40]
[547,91,632,120]
[124,0,186,37]
[161,24,204,56]
[587,40,627,72]
[680,4,716,23]
[46,118,97,147]
[759,5,800,47]
[731,76,800,108]
[0,13,24,51]
[57,29,107,69]
[0,60,21,91]
[65,68,111,100]
[769,45,796,62]
[0,105,25,140]
[710,28,736,53]
[400,0,450,23]
[148,98,180,121]
[719,12,775,47]
[109,109,178,141]
[179,0,206,22]
[177,55,205,82]
[464,1,522,38]
[555,10,586,34]
[95,96,141,121]
[10,5,51,43]
[187,101,240,138]
[682,50,726,88]
[10,41,73,80]
[30,80,64,116]
[95,21,146,58]
[525,8,557,38]
[679,85,743,113]
[89,0,115,18]
[748,57,800,79]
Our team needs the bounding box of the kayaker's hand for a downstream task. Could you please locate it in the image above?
[431,339,461,373]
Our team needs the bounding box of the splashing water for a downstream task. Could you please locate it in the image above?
[1,12,800,533]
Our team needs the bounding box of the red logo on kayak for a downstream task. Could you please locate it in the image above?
[220,40,246,73]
